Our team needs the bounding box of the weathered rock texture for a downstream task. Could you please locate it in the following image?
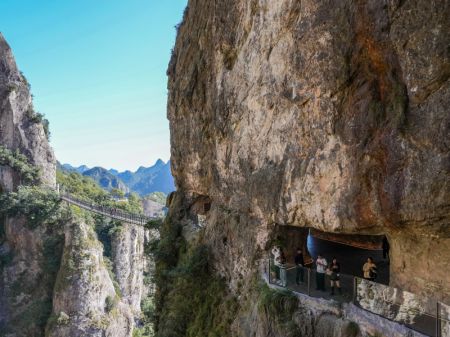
[168,0,450,305]
[0,33,59,336]
[48,222,133,337]
[111,223,147,315]
[0,33,55,191]
[0,34,148,337]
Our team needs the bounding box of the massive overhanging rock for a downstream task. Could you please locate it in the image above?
[167,0,450,301]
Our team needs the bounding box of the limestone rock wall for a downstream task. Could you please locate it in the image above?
[111,223,147,315]
[48,222,133,337]
[0,33,58,336]
[0,33,55,191]
[0,34,149,337]
[168,0,450,304]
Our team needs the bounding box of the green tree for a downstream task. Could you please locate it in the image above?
[110,188,125,199]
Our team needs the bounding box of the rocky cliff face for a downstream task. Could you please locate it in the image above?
[0,34,149,337]
[111,223,148,315]
[165,0,449,336]
[0,32,59,336]
[0,33,55,191]
[47,222,133,337]
[168,0,449,297]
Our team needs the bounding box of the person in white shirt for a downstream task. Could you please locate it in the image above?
[271,246,281,282]
[315,254,328,291]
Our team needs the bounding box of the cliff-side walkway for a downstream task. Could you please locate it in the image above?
[60,193,151,226]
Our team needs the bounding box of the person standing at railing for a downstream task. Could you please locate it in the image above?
[315,254,327,291]
[294,248,304,285]
[363,257,377,281]
[271,246,281,282]
[328,258,342,295]
[271,246,287,286]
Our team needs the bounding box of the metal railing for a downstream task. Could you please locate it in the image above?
[60,193,151,226]
[265,259,448,337]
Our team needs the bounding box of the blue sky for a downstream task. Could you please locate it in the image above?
[0,0,187,171]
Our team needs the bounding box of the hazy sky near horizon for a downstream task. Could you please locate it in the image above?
[0,0,187,171]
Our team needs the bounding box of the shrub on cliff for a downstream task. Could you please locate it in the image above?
[257,284,302,337]
[0,186,69,229]
[148,204,238,337]
[0,146,40,184]
[26,106,51,140]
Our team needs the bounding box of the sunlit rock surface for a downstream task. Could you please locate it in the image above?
[0,34,147,337]
[111,223,147,315]
[167,0,449,336]
[48,222,133,337]
[168,0,449,300]
[0,33,55,190]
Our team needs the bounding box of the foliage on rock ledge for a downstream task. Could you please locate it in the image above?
[0,186,69,229]
[0,187,65,336]
[0,145,40,184]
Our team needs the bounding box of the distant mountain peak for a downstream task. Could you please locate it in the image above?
[58,159,175,196]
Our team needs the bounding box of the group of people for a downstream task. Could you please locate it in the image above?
[271,247,379,296]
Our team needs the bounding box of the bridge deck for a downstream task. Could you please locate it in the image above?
[60,194,150,226]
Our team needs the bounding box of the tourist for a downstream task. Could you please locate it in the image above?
[271,246,281,283]
[328,258,341,295]
[363,257,377,281]
[294,248,304,285]
[382,236,390,261]
[315,254,327,291]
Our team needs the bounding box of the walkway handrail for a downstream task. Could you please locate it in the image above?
[264,258,449,337]
[60,192,152,226]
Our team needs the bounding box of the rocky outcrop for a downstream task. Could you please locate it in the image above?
[0,33,58,336]
[48,222,133,337]
[0,34,147,337]
[111,223,147,315]
[0,33,55,191]
[142,198,165,218]
[167,0,450,305]
[164,0,450,336]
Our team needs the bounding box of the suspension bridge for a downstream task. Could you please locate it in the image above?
[60,193,151,226]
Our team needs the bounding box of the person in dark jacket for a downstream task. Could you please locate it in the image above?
[294,248,304,285]
[328,258,342,295]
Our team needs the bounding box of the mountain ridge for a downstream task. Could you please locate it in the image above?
[58,159,175,196]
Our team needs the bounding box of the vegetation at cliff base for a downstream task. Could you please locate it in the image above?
[146,208,238,337]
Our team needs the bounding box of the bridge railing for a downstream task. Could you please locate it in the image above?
[60,192,150,226]
[265,259,448,337]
